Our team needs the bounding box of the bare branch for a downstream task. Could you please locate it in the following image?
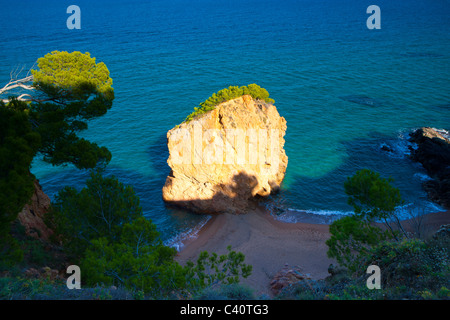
[1,64,36,103]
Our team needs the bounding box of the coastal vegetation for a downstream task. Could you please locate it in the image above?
[0,52,253,299]
[184,84,274,123]
[326,169,406,271]
[47,172,253,298]
[0,52,448,300]
[0,51,114,267]
[318,169,449,299]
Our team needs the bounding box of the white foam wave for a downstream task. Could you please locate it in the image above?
[286,208,353,216]
[431,127,450,140]
[163,215,212,252]
[273,208,351,224]
[379,135,417,159]
[394,201,446,220]
[275,201,445,224]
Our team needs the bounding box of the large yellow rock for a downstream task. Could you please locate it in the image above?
[162,95,288,214]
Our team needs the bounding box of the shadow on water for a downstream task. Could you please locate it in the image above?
[268,130,445,223]
[338,95,390,108]
[37,132,209,242]
[37,129,446,240]
[146,132,212,241]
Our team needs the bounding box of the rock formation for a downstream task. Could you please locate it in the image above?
[162,95,288,214]
[270,264,310,296]
[409,127,450,209]
[17,179,53,240]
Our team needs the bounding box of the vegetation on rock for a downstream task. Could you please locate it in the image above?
[184,84,274,122]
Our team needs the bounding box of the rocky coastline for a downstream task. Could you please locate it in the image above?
[409,127,450,209]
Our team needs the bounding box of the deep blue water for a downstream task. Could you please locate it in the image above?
[1,0,449,245]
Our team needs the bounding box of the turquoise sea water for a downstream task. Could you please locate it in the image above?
[1,0,449,245]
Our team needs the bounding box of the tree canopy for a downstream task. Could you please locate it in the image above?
[31,51,114,103]
[29,51,114,169]
[344,168,403,222]
[0,51,114,260]
[51,171,143,258]
[326,169,406,271]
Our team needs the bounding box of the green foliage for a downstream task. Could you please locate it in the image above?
[29,51,114,169]
[184,84,274,122]
[326,216,390,271]
[437,286,450,299]
[51,172,184,296]
[0,277,135,300]
[50,172,252,297]
[0,235,24,270]
[344,169,403,222]
[20,238,52,267]
[327,169,407,271]
[185,245,253,291]
[80,217,186,297]
[0,99,40,264]
[1,51,114,261]
[0,277,57,300]
[357,238,449,293]
[50,171,143,258]
[0,100,40,228]
[32,51,113,102]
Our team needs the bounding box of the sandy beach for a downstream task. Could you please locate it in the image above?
[175,207,450,297]
[175,207,335,297]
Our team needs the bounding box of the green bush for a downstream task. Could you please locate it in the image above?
[184,84,274,123]
[357,238,449,293]
[50,172,252,298]
[185,245,253,292]
[326,169,407,271]
[80,217,186,297]
[49,171,143,258]
[326,215,390,272]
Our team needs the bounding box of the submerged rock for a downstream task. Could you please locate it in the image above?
[409,127,450,209]
[339,95,386,107]
[162,95,288,214]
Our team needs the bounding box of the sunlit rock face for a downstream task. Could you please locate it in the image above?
[162,95,288,214]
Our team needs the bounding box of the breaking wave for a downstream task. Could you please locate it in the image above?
[163,215,212,252]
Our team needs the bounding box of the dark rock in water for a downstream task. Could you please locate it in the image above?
[339,95,386,107]
[409,127,450,209]
[409,127,450,175]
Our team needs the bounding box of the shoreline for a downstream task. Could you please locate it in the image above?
[174,207,450,297]
[175,206,335,297]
